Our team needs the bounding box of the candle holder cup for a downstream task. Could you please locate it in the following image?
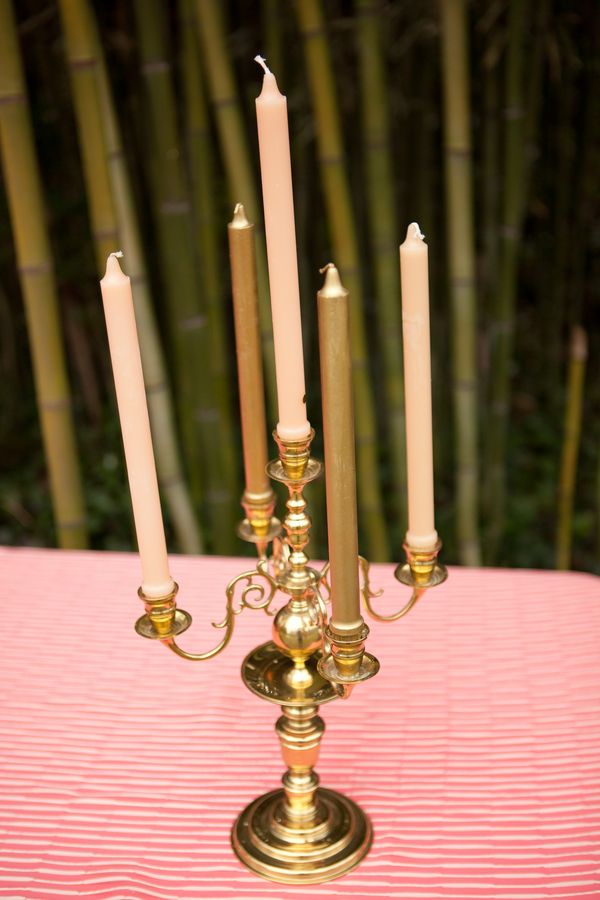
[135,428,447,883]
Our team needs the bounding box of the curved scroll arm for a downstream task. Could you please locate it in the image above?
[363,583,425,621]
[360,551,448,622]
[358,555,425,622]
[164,562,279,661]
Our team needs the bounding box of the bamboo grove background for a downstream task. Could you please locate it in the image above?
[0,0,598,572]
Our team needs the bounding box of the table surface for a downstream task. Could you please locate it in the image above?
[1,548,599,899]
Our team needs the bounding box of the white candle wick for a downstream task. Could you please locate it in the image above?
[411,222,425,240]
[110,250,124,258]
[254,55,271,75]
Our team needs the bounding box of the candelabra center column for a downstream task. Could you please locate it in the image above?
[276,704,324,823]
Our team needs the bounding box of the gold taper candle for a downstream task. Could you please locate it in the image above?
[318,264,362,631]
[228,204,270,497]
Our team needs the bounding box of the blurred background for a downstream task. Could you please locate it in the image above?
[0,0,598,572]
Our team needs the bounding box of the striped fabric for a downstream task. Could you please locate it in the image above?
[1,547,599,899]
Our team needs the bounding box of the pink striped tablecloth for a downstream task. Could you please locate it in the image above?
[1,547,599,899]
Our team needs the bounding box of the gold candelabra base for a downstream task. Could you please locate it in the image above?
[134,428,447,884]
[232,640,371,883]
[233,786,371,884]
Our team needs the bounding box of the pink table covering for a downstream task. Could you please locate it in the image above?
[1,547,599,899]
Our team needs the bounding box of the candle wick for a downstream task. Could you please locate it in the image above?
[412,223,425,240]
[319,263,334,274]
[254,55,271,75]
[110,250,124,258]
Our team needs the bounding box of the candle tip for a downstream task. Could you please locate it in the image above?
[319,263,346,297]
[407,222,425,241]
[254,55,271,75]
[103,250,126,280]
[230,203,250,228]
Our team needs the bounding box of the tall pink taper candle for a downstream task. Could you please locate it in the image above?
[255,56,310,441]
[400,223,438,550]
[101,252,174,598]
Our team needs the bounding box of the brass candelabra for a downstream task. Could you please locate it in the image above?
[135,427,447,885]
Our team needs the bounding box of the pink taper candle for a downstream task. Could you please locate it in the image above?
[400,223,438,550]
[255,56,310,441]
[101,253,174,598]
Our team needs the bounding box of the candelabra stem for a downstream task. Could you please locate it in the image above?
[231,429,374,883]
[277,703,323,821]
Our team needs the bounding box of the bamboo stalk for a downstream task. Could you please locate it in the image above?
[194,0,278,423]
[57,0,119,270]
[556,327,587,570]
[484,0,528,562]
[355,0,407,545]
[60,0,203,554]
[133,0,240,552]
[481,59,499,310]
[439,0,481,566]
[295,0,389,561]
[179,0,239,548]
[262,0,284,79]
[0,0,87,549]
[131,2,203,489]
[553,83,576,356]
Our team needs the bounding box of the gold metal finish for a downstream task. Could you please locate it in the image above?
[318,621,380,699]
[317,265,362,629]
[237,488,281,558]
[134,391,447,883]
[232,787,372,884]
[135,583,189,639]
[229,429,378,882]
[228,204,276,549]
[364,541,448,622]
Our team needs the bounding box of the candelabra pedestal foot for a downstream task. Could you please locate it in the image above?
[232,639,372,884]
[232,786,372,885]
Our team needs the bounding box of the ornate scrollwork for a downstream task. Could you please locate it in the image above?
[317,557,387,620]
[359,555,422,621]
[164,564,280,662]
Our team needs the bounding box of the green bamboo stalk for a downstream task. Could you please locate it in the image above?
[555,327,587,570]
[194,0,278,424]
[131,2,203,490]
[295,0,389,561]
[59,0,203,554]
[133,0,239,552]
[523,0,549,195]
[92,8,203,554]
[0,0,87,549]
[484,0,528,562]
[439,0,481,566]
[355,0,407,545]
[568,9,600,329]
[179,0,239,547]
[481,60,499,307]
[57,0,119,270]
[262,0,285,79]
[548,74,575,378]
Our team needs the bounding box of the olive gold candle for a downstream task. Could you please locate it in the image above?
[317,263,362,631]
[228,204,270,498]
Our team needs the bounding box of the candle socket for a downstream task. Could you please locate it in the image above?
[237,488,281,557]
[318,620,380,698]
[395,540,448,589]
[272,428,314,480]
[135,583,192,640]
